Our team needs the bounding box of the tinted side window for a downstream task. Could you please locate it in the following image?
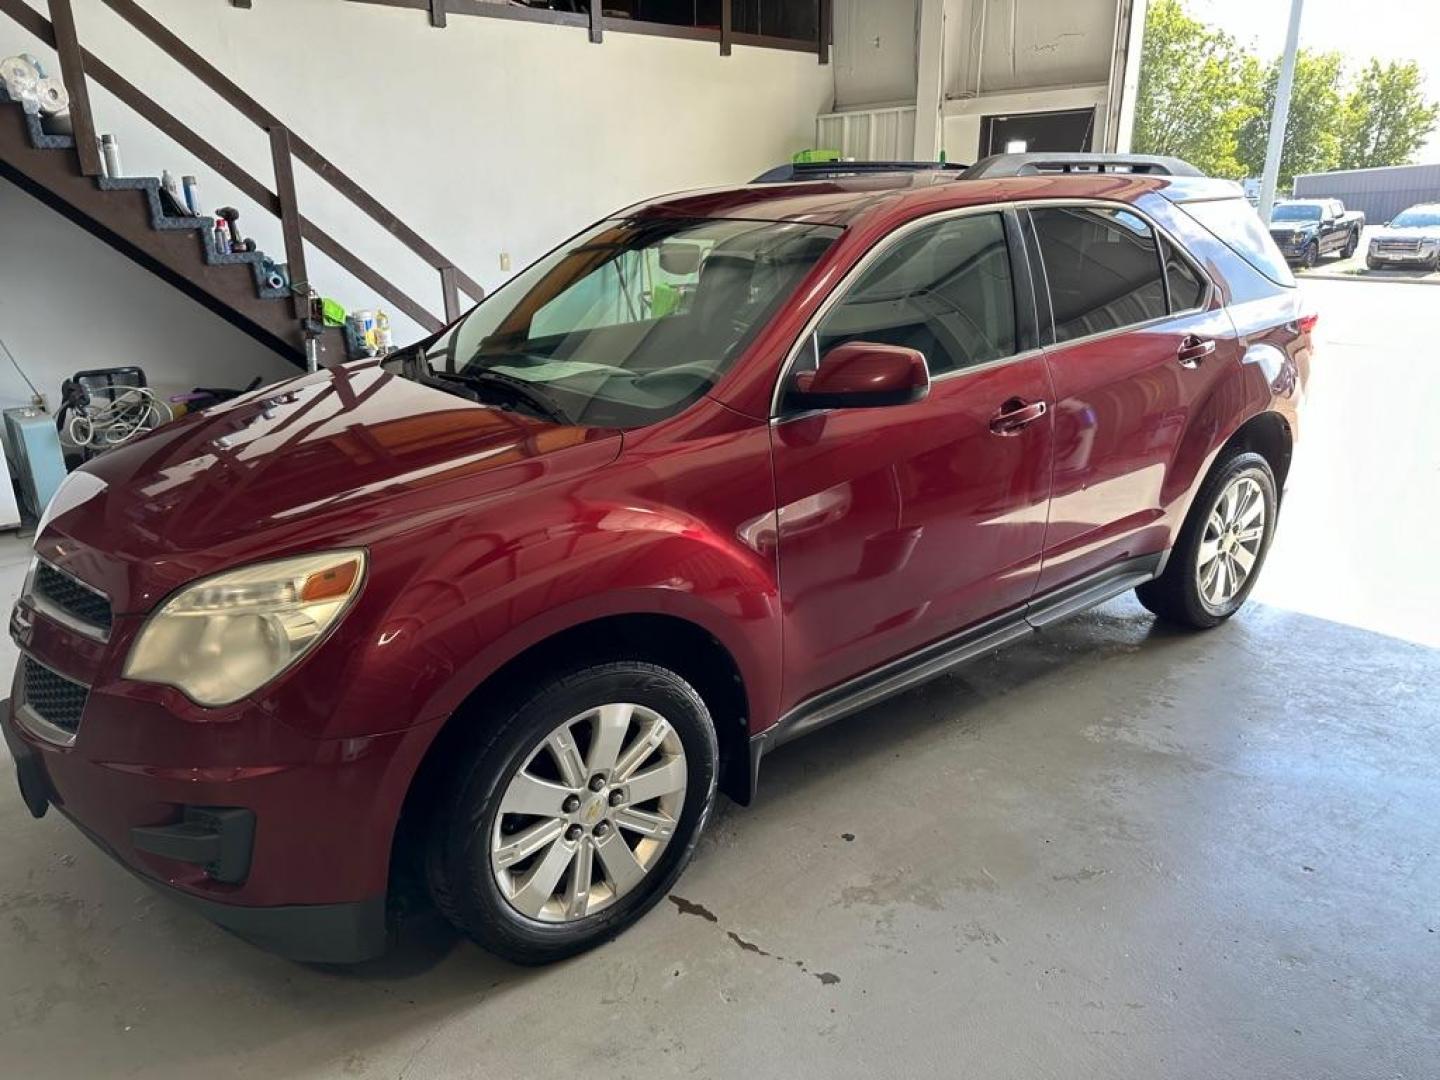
[1161,236,1207,312]
[1030,207,1168,343]
[1179,197,1296,288]
[816,213,1017,377]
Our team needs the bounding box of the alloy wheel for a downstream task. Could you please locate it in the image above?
[1196,475,1266,608]
[490,703,687,922]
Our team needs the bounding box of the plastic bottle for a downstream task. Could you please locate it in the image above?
[213,218,231,255]
[182,176,200,217]
[100,134,122,178]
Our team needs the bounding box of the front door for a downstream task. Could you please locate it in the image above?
[1024,203,1237,593]
[771,211,1053,713]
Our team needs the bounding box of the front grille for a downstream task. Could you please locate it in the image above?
[1374,239,1422,255]
[21,655,89,736]
[34,561,112,636]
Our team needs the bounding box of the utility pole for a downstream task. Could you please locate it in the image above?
[1258,0,1305,222]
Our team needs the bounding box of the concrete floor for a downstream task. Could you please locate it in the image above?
[1,279,1437,1079]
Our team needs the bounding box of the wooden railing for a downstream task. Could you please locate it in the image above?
[1,0,485,335]
[347,0,834,62]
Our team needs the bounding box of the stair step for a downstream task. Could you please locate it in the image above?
[0,85,75,150]
[96,175,210,231]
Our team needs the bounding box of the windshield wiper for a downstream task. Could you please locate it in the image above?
[451,369,573,425]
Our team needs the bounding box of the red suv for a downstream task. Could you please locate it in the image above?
[4,154,1311,965]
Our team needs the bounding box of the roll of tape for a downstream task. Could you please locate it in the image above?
[35,76,68,116]
[0,55,40,98]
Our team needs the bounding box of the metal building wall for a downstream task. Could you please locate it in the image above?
[1293,164,1440,223]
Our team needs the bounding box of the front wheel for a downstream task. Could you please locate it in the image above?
[425,661,718,964]
[1301,241,1319,269]
[1136,451,1277,629]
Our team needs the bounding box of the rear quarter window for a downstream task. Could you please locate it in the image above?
[1180,198,1296,288]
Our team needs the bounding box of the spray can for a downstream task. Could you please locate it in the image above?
[100,134,122,178]
[213,217,232,255]
[182,176,200,217]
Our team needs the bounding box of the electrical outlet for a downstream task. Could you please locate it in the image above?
[499,252,511,272]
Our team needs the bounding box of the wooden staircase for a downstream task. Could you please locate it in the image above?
[0,0,486,368]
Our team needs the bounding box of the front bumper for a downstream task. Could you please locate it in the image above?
[1271,234,1317,260]
[1368,246,1437,264]
[4,703,389,962]
[3,656,441,962]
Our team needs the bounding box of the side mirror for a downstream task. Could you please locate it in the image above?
[788,341,930,411]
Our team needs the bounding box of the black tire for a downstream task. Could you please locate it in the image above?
[1366,256,1383,271]
[1341,230,1359,259]
[1301,241,1319,269]
[425,661,718,965]
[1135,451,1277,629]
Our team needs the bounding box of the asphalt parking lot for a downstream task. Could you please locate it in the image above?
[0,278,1436,1079]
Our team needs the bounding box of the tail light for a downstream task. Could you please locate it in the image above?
[1297,312,1319,334]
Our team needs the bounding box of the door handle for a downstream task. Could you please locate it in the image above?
[989,398,1048,435]
[1178,335,1216,368]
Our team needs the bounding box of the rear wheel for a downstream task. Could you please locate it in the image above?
[1135,451,1277,629]
[1341,230,1359,259]
[425,661,718,964]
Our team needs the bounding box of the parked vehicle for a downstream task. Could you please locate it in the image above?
[1267,198,1364,267]
[4,154,1312,966]
[1366,203,1440,271]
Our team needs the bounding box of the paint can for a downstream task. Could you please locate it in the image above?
[352,310,377,349]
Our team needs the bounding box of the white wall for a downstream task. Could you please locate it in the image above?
[830,0,1127,161]
[832,0,917,109]
[4,0,833,355]
[0,181,293,413]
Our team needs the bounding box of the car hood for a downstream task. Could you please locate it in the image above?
[1268,222,1318,232]
[1372,226,1440,240]
[37,360,622,613]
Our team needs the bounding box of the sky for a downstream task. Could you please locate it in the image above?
[1186,0,1440,161]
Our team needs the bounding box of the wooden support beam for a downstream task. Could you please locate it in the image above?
[720,0,731,56]
[268,126,310,320]
[818,0,831,66]
[428,0,445,28]
[231,0,252,9]
[440,266,460,323]
[46,0,102,175]
[588,0,602,43]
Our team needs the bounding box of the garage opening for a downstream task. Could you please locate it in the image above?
[980,107,1097,156]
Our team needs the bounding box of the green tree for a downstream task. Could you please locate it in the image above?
[1236,50,1346,186]
[1337,60,1440,170]
[1131,0,1261,178]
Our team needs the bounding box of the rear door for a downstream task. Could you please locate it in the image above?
[771,210,1054,710]
[1025,202,1238,593]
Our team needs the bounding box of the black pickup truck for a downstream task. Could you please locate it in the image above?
[1267,199,1365,267]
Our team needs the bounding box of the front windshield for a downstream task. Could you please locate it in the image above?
[1271,204,1321,222]
[1391,208,1440,229]
[420,216,841,427]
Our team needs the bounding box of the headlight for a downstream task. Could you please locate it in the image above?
[124,550,366,706]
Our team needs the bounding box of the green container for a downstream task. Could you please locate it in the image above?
[792,148,842,164]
